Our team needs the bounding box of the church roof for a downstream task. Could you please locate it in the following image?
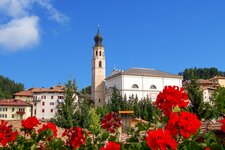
[106,68,182,80]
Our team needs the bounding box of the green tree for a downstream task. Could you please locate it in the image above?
[96,104,110,118]
[80,86,91,95]
[73,93,91,128]
[0,75,24,99]
[185,79,206,119]
[212,86,225,116]
[88,107,101,134]
[179,67,225,81]
[51,79,78,128]
[108,87,122,112]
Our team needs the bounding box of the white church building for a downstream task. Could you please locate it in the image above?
[91,28,183,106]
[105,68,182,102]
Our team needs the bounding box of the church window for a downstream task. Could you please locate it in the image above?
[132,84,139,89]
[99,99,101,103]
[150,85,157,89]
[99,61,102,67]
[96,51,98,56]
[100,51,102,56]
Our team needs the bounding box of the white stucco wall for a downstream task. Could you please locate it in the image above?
[106,75,182,101]
[33,93,64,120]
[203,89,214,102]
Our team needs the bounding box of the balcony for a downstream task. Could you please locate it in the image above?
[33,98,41,102]
[16,111,25,115]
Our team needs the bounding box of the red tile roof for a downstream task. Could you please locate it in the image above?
[209,76,225,80]
[0,99,32,106]
[31,85,65,93]
[14,90,33,96]
[14,85,65,96]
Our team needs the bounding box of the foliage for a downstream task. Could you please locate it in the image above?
[96,104,110,118]
[88,107,101,134]
[73,93,91,129]
[0,75,24,99]
[51,79,78,129]
[185,79,210,119]
[52,80,94,130]
[179,67,225,81]
[80,86,91,95]
[108,87,122,112]
[212,86,225,115]
[97,87,160,123]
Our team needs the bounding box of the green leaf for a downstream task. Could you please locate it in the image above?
[48,138,65,150]
[101,132,109,141]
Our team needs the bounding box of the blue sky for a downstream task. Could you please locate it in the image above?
[0,0,225,90]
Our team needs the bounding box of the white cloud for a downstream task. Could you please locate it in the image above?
[35,0,69,24]
[0,0,31,18]
[0,16,39,51]
[0,0,69,52]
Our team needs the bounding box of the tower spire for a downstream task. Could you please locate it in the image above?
[94,25,103,46]
[97,25,100,34]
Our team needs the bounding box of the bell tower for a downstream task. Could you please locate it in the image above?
[91,26,106,106]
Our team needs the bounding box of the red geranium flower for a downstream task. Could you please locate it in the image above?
[62,127,86,149]
[0,120,18,146]
[21,116,40,130]
[100,141,120,150]
[219,117,225,132]
[155,86,189,116]
[146,129,177,150]
[38,122,57,140]
[166,111,201,139]
[101,112,122,133]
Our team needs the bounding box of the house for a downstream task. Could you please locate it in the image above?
[14,90,33,103]
[197,79,218,102]
[0,99,32,120]
[209,76,225,87]
[14,85,65,120]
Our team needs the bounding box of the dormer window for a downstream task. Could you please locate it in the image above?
[132,84,139,89]
[150,85,157,89]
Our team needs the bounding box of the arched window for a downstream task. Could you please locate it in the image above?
[132,84,139,89]
[96,51,98,56]
[99,51,102,56]
[150,85,157,89]
[99,61,102,67]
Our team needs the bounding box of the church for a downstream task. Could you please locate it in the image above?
[91,28,183,106]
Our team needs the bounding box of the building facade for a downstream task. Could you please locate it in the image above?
[209,76,225,87]
[0,99,32,120]
[105,68,183,102]
[32,85,65,120]
[14,90,33,103]
[14,85,65,120]
[197,79,218,102]
[91,28,106,106]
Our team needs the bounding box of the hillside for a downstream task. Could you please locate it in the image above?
[0,75,24,99]
[179,67,225,81]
